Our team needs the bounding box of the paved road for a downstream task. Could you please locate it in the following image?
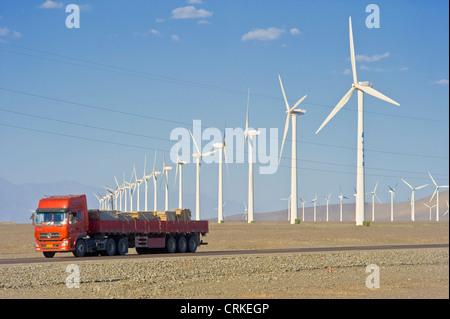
[0,243,447,266]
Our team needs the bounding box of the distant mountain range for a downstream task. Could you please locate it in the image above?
[0,177,448,224]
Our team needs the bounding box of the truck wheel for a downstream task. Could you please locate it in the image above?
[166,236,177,253]
[116,238,128,255]
[187,235,197,253]
[43,252,55,258]
[73,239,86,257]
[105,238,116,256]
[177,236,187,253]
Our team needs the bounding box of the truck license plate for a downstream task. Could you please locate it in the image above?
[46,244,53,247]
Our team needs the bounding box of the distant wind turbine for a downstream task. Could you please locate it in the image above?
[213,129,229,223]
[423,203,436,221]
[428,172,449,222]
[315,17,400,226]
[368,181,381,222]
[244,89,260,223]
[174,156,187,209]
[190,130,217,220]
[388,184,397,222]
[323,193,332,222]
[278,75,307,224]
[151,152,161,211]
[402,179,428,222]
[312,194,318,222]
[162,154,173,211]
[281,195,292,222]
[300,197,306,222]
[338,190,348,222]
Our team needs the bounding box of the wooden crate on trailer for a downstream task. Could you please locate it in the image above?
[174,208,191,221]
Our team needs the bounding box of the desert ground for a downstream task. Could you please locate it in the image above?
[0,221,448,299]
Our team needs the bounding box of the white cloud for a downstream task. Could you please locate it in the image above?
[156,18,165,23]
[242,27,286,42]
[0,27,9,37]
[171,6,213,19]
[133,29,161,37]
[78,4,92,12]
[197,19,211,24]
[171,34,180,42]
[38,0,63,9]
[187,0,203,4]
[11,31,22,38]
[355,52,390,62]
[290,28,301,36]
[435,79,449,85]
[342,69,351,75]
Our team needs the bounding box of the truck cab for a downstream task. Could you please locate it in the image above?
[34,195,88,258]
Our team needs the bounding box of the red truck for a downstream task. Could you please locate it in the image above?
[34,194,208,258]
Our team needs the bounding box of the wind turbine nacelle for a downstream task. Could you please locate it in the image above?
[357,81,373,88]
[289,109,307,116]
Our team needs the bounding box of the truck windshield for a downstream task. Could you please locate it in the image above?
[35,212,68,226]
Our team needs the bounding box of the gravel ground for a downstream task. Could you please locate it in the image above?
[0,222,448,299]
[0,249,448,299]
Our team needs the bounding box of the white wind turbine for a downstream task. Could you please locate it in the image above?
[428,172,449,222]
[444,200,449,217]
[213,130,229,223]
[315,17,400,226]
[368,181,381,222]
[93,193,102,209]
[244,89,260,223]
[242,202,248,221]
[300,197,306,222]
[127,166,137,212]
[402,179,428,222]
[423,203,437,221]
[151,152,161,211]
[323,193,332,222]
[189,130,217,220]
[174,156,187,209]
[141,155,152,212]
[162,154,173,211]
[134,164,145,212]
[338,190,348,222]
[312,194,318,222]
[388,184,397,222]
[281,195,292,221]
[278,75,307,224]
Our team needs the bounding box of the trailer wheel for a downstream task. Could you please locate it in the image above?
[166,236,177,253]
[187,235,197,253]
[116,238,128,255]
[177,236,187,253]
[104,238,116,256]
[73,239,86,257]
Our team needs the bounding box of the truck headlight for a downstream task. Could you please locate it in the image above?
[61,239,69,248]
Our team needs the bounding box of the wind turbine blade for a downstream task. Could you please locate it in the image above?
[278,75,290,111]
[202,149,218,157]
[316,87,355,134]
[415,184,429,190]
[356,84,400,106]
[374,181,379,193]
[189,130,201,154]
[245,88,250,142]
[375,194,382,204]
[291,95,307,111]
[279,113,290,162]
[430,188,437,202]
[349,16,358,84]
[428,172,438,187]
[114,176,120,188]
[401,179,413,190]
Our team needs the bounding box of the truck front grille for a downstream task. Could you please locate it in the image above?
[39,232,60,239]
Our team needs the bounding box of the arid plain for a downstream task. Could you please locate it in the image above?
[0,221,448,299]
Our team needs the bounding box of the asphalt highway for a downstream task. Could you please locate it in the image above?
[0,243,447,266]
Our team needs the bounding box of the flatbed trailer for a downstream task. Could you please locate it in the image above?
[34,195,208,258]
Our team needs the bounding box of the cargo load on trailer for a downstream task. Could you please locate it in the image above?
[34,195,208,258]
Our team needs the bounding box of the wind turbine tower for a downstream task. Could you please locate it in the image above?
[428,172,449,222]
[402,179,428,222]
[388,184,397,222]
[244,89,260,223]
[315,17,400,226]
[368,181,381,222]
[278,75,307,225]
[323,193,332,222]
[175,157,187,209]
[213,130,228,223]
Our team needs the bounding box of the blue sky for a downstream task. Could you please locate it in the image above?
[0,0,448,215]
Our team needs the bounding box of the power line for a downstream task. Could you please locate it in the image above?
[0,88,447,160]
[0,43,447,124]
[0,121,447,182]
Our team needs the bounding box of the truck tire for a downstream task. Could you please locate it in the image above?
[104,238,116,256]
[43,252,55,258]
[116,238,128,255]
[166,236,177,253]
[177,236,187,253]
[73,239,87,257]
[187,235,197,253]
